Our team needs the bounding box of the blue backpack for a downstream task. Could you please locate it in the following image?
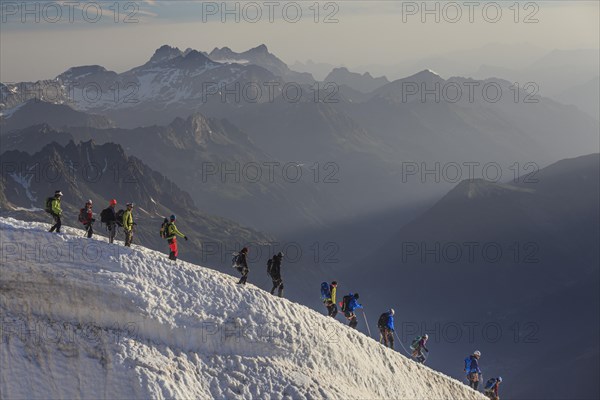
[484,378,498,390]
[320,282,331,300]
[464,357,472,373]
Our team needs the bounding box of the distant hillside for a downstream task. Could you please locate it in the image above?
[324,67,389,93]
[350,154,600,400]
[0,140,272,268]
[0,100,114,134]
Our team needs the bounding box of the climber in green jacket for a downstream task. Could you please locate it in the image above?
[47,190,63,233]
[165,214,187,261]
[122,203,135,247]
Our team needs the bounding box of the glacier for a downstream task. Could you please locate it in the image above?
[0,217,485,399]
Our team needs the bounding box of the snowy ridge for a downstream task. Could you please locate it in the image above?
[0,217,485,399]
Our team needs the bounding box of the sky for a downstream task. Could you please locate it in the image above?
[1,1,598,82]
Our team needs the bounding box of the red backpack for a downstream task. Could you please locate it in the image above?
[78,208,87,224]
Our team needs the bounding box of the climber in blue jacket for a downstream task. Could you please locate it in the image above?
[341,293,362,329]
[377,309,395,349]
[465,350,482,390]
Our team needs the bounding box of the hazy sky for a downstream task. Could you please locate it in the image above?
[1,1,598,82]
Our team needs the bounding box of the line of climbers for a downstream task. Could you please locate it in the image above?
[45,190,503,399]
[320,280,503,399]
[465,350,502,399]
[465,351,503,400]
[45,191,187,260]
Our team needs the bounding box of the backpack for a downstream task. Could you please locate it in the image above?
[267,258,274,277]
[320,282,331,300]
[341,295,352,313]
[378,313,389,328]
[464,356,472,372]
[100,208,111,224]
[44,197,54,214]
[232,252,241,267]
[160,219,169,238]
[410,336,422,351]
[78,208,87,224]
[484,378,497,391]
[115,209,125,227]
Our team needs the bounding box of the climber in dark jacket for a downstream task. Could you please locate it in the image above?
[235,247,249,285]
[269,252,284,297]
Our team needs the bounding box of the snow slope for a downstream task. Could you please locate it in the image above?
[0,217,485,400]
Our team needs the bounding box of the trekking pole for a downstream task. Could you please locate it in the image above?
[361,310,372,338]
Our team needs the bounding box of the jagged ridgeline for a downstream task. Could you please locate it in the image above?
[0,140,272,267]
[0,121,335,233]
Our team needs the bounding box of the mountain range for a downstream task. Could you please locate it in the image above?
[2,45,598,272]
[0,139,272,268]
[0,119,338,235]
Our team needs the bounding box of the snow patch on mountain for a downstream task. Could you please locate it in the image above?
[7,173,37,202]
[0,100,27,118]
